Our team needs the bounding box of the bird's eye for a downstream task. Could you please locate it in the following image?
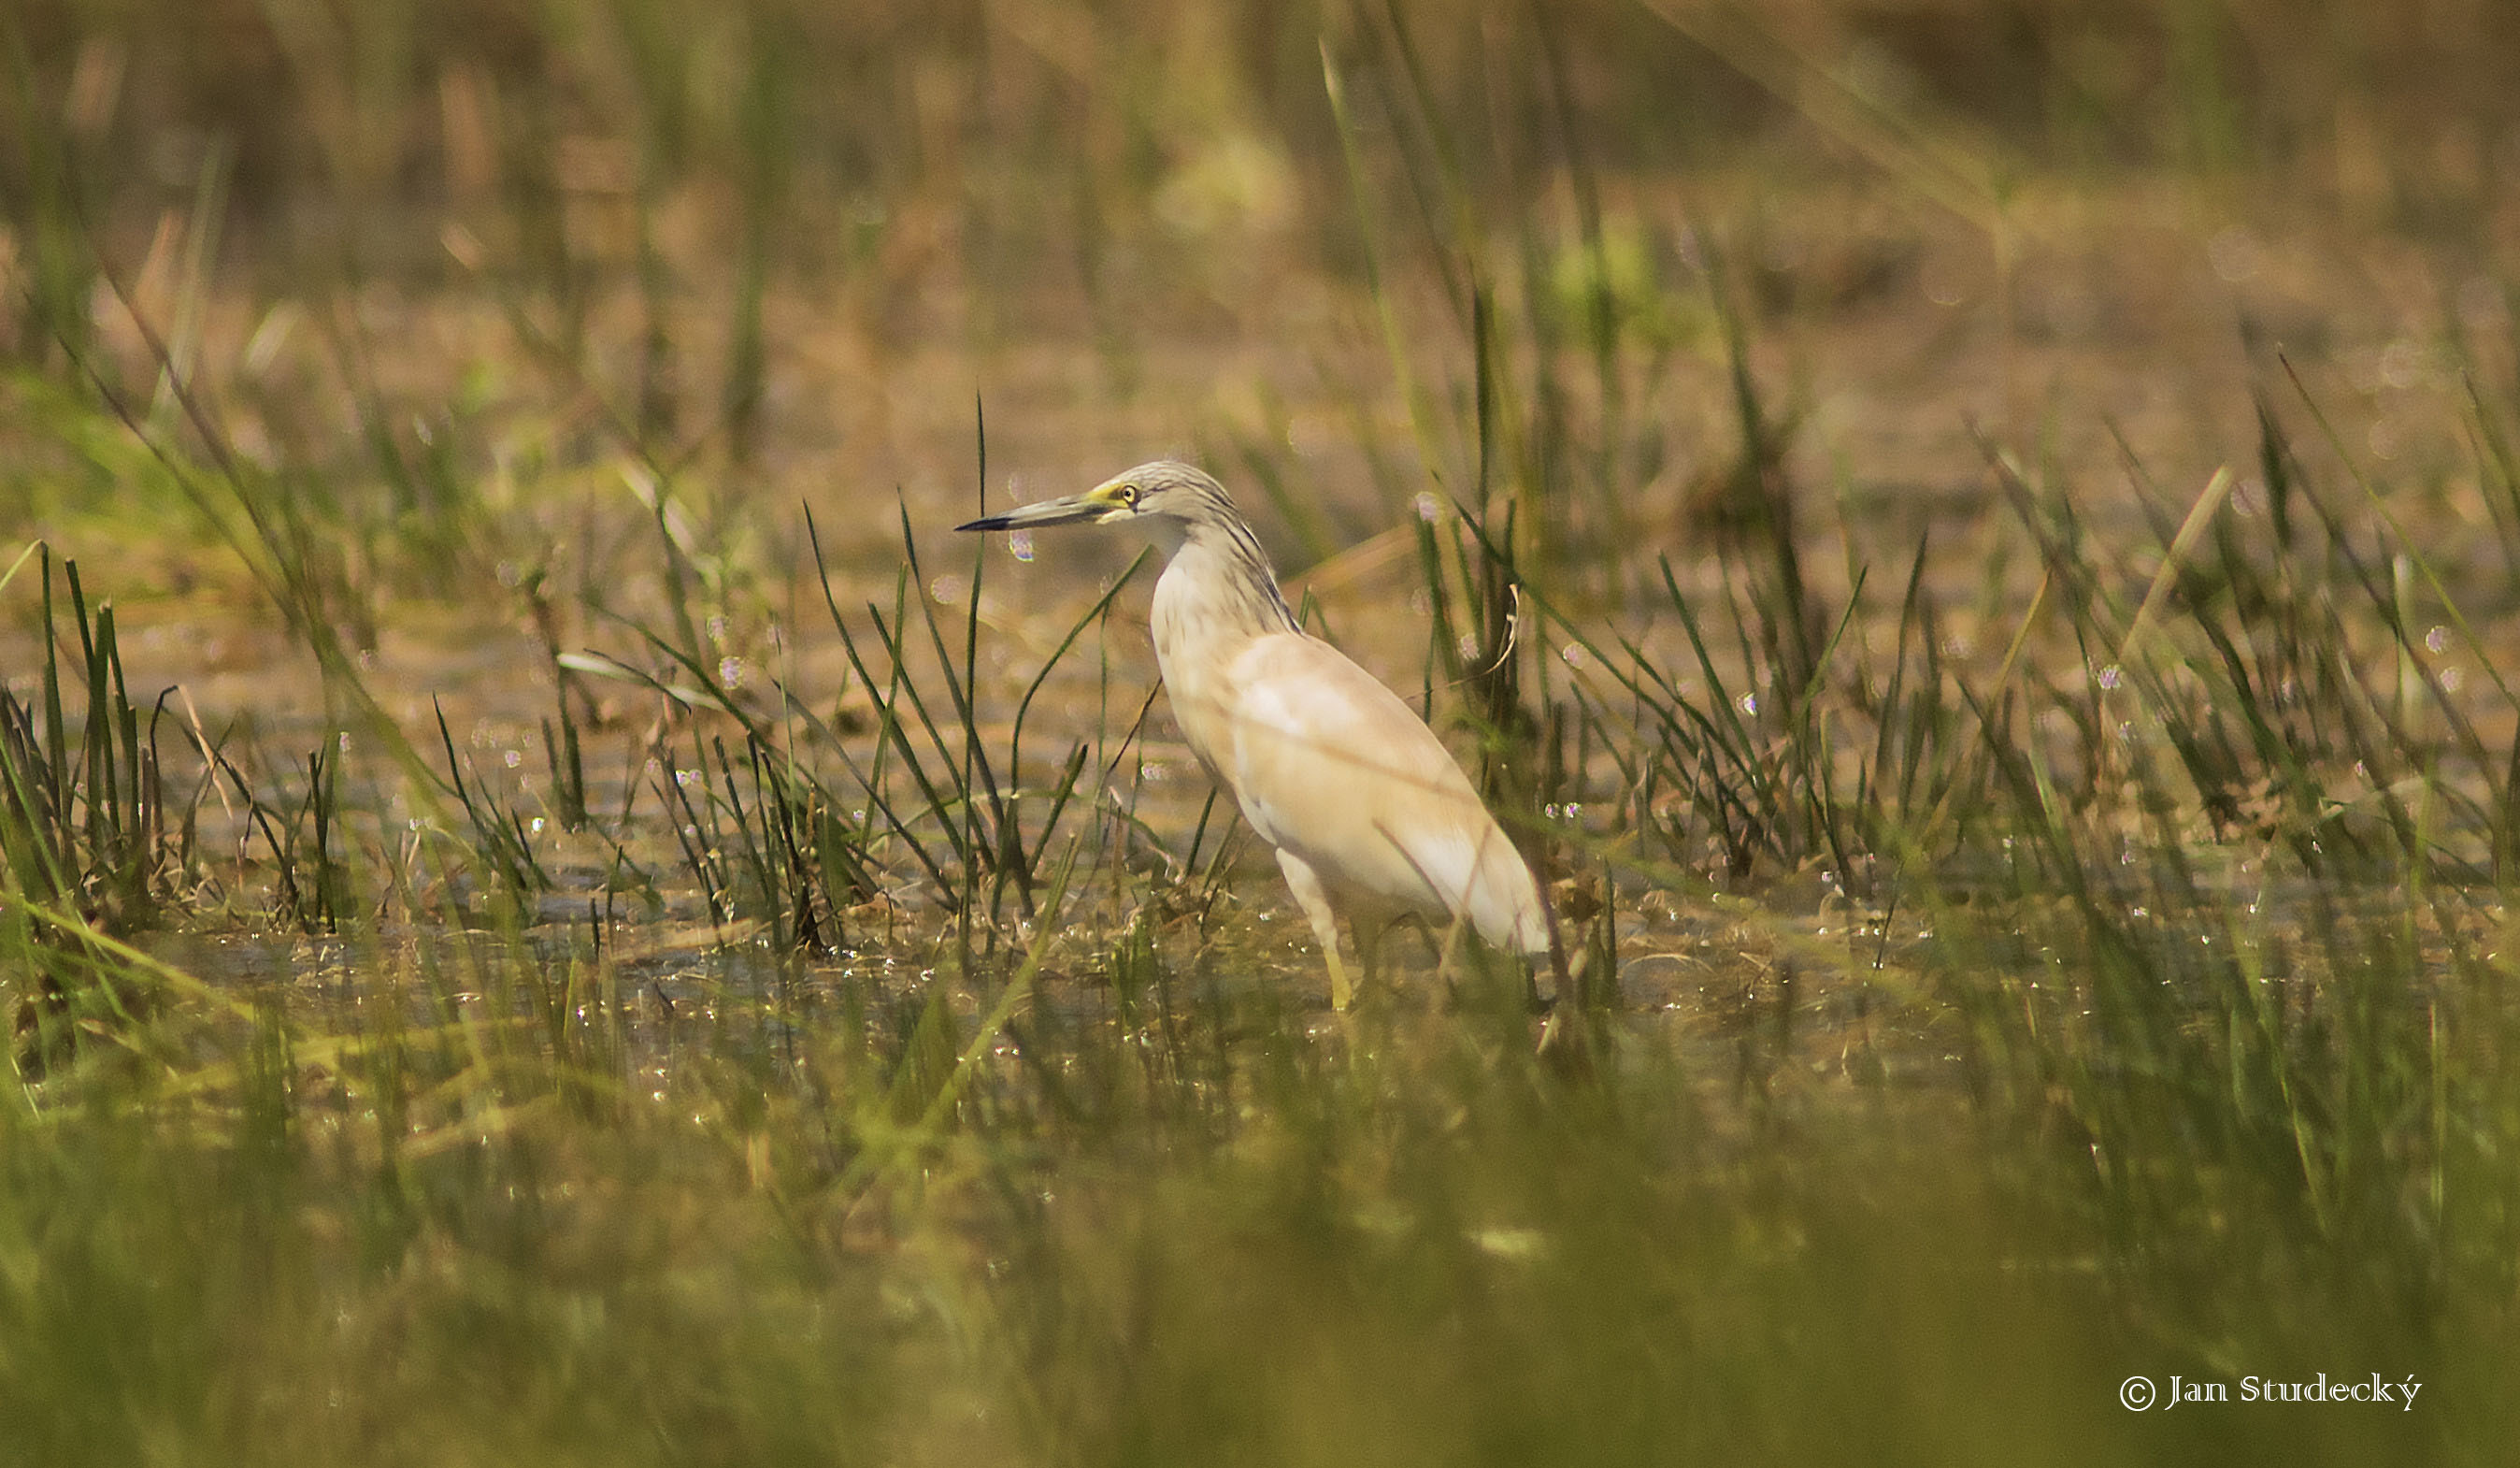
[1117,483,1139,507]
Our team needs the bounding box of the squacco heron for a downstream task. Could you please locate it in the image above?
[959,461,1550,1008]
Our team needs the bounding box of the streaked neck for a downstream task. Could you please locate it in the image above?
[1149,526,1300,684]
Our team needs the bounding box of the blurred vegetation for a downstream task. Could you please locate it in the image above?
[3,0,2519,1463]
[10,0,2519,221]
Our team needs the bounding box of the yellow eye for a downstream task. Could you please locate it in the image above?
[1117,483,1139,507]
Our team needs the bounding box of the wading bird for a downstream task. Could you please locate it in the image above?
[958,461,1550,1008]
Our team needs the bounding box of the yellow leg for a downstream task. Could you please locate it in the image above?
[1324,948,1356,1014]
[1275,850,1353,1011]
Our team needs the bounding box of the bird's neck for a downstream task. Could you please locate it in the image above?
[1148,531,1299,690]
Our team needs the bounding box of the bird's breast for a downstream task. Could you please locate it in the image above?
[1148,552,1276,768]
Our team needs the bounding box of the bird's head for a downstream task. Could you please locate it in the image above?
[957,458,1299,633]
[956,461,1239,551]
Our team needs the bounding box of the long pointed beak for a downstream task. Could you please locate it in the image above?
[956,493,1121,533]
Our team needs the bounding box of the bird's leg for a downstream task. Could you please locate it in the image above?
[1353,913,1389,995]
[1324,947,1357,1014]
[1275,850,1353,1011]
